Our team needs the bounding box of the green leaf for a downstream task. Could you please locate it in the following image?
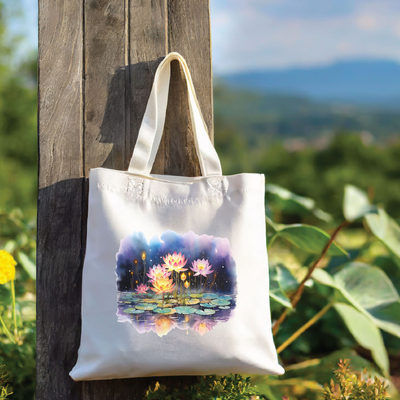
[3,240,16,253]
[374,255,400,294]
[265,215,285,232]
[266,184,332,222]
[366,209,400,266]
[314,263,400,339]
[343,185,377,222]
[17,251,36,280]
[334,303,389,373]
[312,268,337,288]
[269,280,292,309]
[269,264,296,309]
[275,264,298,294]
[275,225,348,256]
[334,262,400,338]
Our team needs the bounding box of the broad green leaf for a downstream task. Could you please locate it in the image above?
[334,262,400,338]
[275,225,348,256]
[334,262,399,308]
[3,240,16,253]
[269,265,293,309]
[314,263,400,339]
[265,215,285,232]
[374,255,400,294]
[312,268,337,288]
[266,184,332,222]
[343,185,377,222]
[334,303,389,373]
[325,249,360,274]
[366,209,400,266]
[368,302,400,339]
[275,264,298,294]
[17,251,36,280]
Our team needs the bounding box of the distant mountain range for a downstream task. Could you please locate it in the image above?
[221,60,400,108]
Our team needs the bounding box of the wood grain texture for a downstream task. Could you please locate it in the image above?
[152,0,213,176]
[128,0,167,171]
[84,0,126,174]
[37,0,213,398]
[167,0,213,141]
[37,0,84,399]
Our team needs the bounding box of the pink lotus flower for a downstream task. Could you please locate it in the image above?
[193,317,217,336]
[147,264,171,283]
[150,276,175,295]
[162,252,188,273]
[190,259,214,277]
[135,283,149,294]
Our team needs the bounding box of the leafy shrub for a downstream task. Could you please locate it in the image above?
[0,365,11,399]
[0,210,36,400]
[146,374,264,400]
[324,359,389,400]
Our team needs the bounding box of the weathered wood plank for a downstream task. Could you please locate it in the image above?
[152,0,213,177]
[83,0,127,174]
[37,0,213,398]
[128,0,168,172]
[167,0,213,141]
[37,0,84,399]
[81,1,166,397]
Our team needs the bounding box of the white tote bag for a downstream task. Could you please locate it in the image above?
[70,52,284,380]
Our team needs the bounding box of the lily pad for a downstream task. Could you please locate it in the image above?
[175,306,197,315]
[219,306,230,310]
[190,294,204,298]
[135,304,158,311]
[156,303,174,308]
[142,299,158,303]
[211,299,230,306]
[130,298,141,303]
[168,299,179,304]
[186,299,200,305]
[196,309,215,315]
[201,303,216,308]
[219,295,232,300]
[123,308,144,314]
[153,308,174,314]
[202,293,219,299]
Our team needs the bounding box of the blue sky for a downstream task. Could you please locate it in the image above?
[210,0,400,73]
[8,0,400,73]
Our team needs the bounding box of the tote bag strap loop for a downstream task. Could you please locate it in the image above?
[128,52,223,177]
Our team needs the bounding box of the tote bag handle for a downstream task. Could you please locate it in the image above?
[128,52,223,177]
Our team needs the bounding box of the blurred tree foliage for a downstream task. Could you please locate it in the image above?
[0,0,37,218]
[214,86,400,220]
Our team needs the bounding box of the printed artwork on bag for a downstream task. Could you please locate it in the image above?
[115,230,237,337]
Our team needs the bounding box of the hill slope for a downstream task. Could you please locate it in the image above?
[222,60,400,107]
[213,84,400,144]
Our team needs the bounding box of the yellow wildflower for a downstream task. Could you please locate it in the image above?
[0,250,16,284]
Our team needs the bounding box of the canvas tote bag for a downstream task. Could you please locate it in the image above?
[70,52,284,380]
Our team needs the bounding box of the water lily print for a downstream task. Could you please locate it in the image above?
[135,283,149,295]
[162,252,188,273]
[115,230,237,336]
[191,259,214,277]
[150,276,175,295]
[146,264,171,283]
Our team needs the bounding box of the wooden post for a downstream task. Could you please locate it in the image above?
[37,1,213,398]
